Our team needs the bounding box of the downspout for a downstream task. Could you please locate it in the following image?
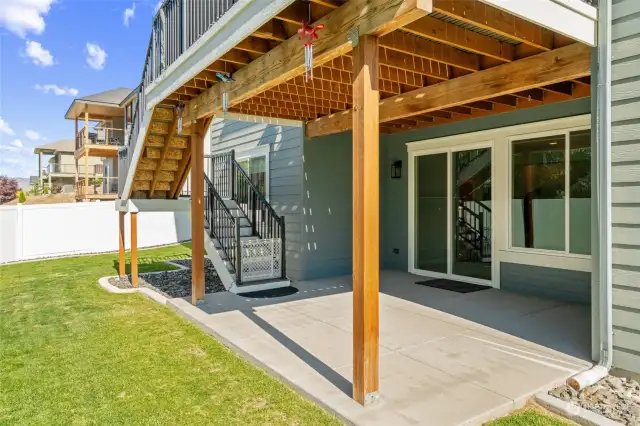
[568,0,613,390]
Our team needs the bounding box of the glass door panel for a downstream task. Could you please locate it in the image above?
[452,148,492,280]
[415,153,448,273]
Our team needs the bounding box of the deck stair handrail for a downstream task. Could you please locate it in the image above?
[204,174,240,279]
[208,149,287,281]
[120,0,239,198]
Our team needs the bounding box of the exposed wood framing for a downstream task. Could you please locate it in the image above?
[119,212,126,277]
[352,34,380,406]
[306,43,590,137]
[191,120,206,305]
[149,114,178,198]
[183,0,432,124]
[130,212,138,288]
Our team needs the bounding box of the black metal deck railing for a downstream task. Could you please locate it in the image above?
[121,0,239,198]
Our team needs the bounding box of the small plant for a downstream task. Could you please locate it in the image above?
[51,183,62,195]
[31,182,40,195]
[43,185,49,195]
[16,190,27,204]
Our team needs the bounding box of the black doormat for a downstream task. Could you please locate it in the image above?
[239,286,299,299]
[416,279,490,294]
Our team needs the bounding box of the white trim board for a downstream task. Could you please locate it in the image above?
[478,0,597,46]
[406,114,593,286]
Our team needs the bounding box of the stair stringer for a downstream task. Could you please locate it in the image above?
[203,231,236,291]
[121,107,154,201]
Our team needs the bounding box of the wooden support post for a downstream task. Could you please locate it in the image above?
[130,212,138,287]
[84,111,89,146]
[191,120,206,305]
[84,151,89,189]
[38,152,43,191]
[351,34,380,406]
[119,212,126,277]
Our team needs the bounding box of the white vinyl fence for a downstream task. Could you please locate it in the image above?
[0,201,191,264]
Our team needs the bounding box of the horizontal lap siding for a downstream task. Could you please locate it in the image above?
[209,118,304,280]
[611,0,640,373]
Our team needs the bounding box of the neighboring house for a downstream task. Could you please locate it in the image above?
[64,88,134,200]
[33,139,103,194]
[110,0,638,405]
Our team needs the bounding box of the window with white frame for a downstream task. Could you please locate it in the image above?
[236,146,269,198]
[510,129,591,255]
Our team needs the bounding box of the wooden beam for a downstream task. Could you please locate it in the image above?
[119,211,126,277]
[149,113,178,198]
[352,34,380,407]
[183,0,431,124]
[191,120,206,305]
[432,0,554,51]
[130,212,138,288]
[234,36,270,54]
[253,20,288,41]
[306,43,590,137]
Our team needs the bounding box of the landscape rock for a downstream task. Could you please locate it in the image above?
[108,257,224,298]
[550,374,640,425]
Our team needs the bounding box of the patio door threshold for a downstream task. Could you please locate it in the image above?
[409,268,492,288]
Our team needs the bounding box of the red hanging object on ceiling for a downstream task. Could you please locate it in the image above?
[298,20,324,82]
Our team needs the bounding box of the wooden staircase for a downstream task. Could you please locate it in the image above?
[130,105,192,199]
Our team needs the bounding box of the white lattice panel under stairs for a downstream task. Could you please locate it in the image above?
[240,238,282,282]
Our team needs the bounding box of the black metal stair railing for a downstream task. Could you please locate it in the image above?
[457,200,492,260]
[204,174,241,279]
[207,149,287,280]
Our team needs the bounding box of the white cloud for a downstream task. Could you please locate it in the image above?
[124,3,135,26]
[24,130,44,141]
[85,42,106,70]
[10,139,23,149]
[0,139,29,154]
[23,40,53,67]
[0,117,15,136]
[34,84,78,96]
[153,1,162,14]
[0,0,55,38]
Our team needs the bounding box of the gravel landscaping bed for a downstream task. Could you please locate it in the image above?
[107,258,224,298]
[550,376,640,425]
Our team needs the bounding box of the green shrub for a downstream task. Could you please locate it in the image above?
[16,190,27,203]
[43,185,49,195]
[51,183,62,195]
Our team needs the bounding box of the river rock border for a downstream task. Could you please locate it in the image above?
[98,260,188,305]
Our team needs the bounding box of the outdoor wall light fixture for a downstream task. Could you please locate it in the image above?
[391,160,402,179]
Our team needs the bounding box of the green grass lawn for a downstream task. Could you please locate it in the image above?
[486,406,574,426]
[0,244,341,425]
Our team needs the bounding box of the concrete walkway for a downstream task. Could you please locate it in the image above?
[169,270,592,426]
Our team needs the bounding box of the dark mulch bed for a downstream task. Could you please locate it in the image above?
[107,257,224,298]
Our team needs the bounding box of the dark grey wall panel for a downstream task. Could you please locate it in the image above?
[500,262,591,304]
[301,132,354,280]
[209,118,304,280]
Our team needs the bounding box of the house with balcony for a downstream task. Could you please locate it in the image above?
[108,0,640,417]
[33,139,104,194]
[64,88,134,200]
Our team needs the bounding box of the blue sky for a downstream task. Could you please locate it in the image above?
[0,0,162,178]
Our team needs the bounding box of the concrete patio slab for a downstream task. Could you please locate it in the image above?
[169,270,593,426]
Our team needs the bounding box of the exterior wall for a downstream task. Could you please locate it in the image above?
[208,117,304,280]
[301,132,354,279]
[500,263,591,304]
[0,201,191,264]
[382,98,592,274]
[610,0,640,373]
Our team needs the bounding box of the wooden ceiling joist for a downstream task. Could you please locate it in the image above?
[305,42,591,137]
[403,15,514,62]
[182,0,431,125]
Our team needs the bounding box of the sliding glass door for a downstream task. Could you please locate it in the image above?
[413,144,493,285]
